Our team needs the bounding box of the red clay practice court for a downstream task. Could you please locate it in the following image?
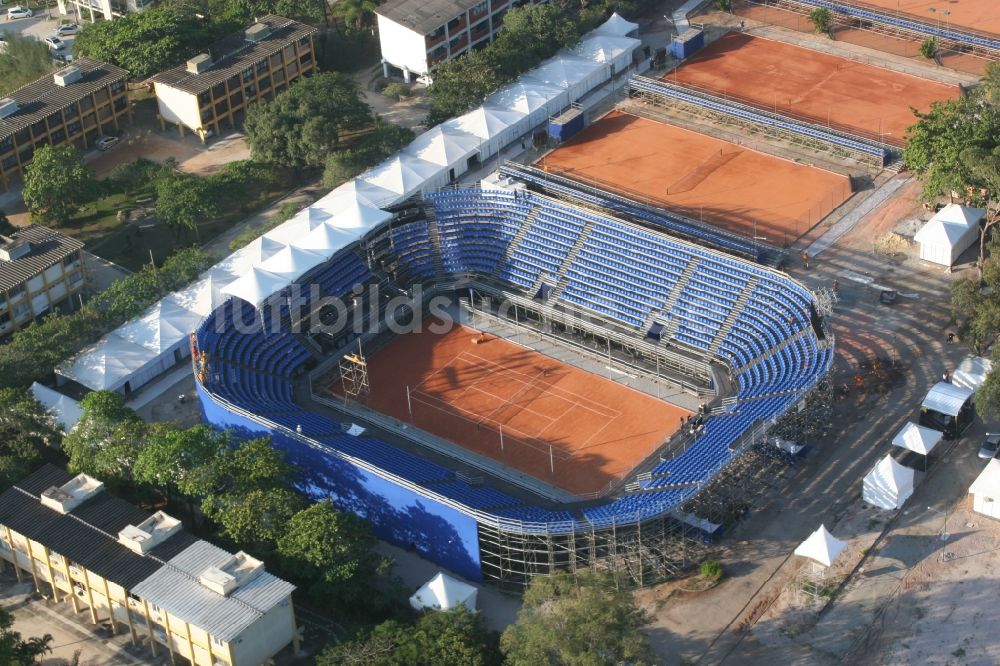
[855,0,1000,35]
[666,32,959,145]
[330,322,691,496]
[541,111,852,241]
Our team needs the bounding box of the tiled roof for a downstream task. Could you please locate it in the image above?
[0,225,84,294]
[0,58,127,141]
[150,15,317,94]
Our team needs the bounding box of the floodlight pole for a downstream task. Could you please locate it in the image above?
[499,424,504,454]
[406,385,412,421]
[550,445,555,474]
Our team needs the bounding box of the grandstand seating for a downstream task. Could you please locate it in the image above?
[197,187,832,533]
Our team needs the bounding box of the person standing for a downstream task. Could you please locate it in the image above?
[802,250,810,269]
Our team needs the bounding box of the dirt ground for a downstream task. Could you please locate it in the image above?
[542,111,852,241]
[855,0,1000,35]
[667,32,959,145]
[328,321,690,495]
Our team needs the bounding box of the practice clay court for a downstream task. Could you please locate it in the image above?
[857,0,1000,35]
[332,322,690,496]
[667,32,959,145]
[542,111,851,240]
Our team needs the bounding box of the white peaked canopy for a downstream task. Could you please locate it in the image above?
[169,273,228,317]
[953,355,993,393]
[922,381,973,417]
[863,455,915,510]
[447,106,528,160]
[969,459,1000,519]
[293,221,358,254]
[30,382,83,432]
[358,154,445,200]
[261,244,327,280]
[530,55,604,107]
[221,266,293,308]
[315,179,399,212]
[573,34,641,72]
[793,525,847,567]
[891,421,943,456]
[487,78,563,130]
[405,125,481,176]
[57,335,159,392]
[240,235,287,265]
[409,572,478,612]
[329,200,393,236]
[117,299,203,355]
[913,203,985,266]
[594,11,639,37]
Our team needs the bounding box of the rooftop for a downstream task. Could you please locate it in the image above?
[150,15,317,95]
[0,225,84,294]
[376,0,483,36]
[0,58,128,142]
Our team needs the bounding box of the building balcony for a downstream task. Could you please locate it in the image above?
[448,36,469,54]
[425,31,446,49]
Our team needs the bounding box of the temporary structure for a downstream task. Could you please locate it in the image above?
[863,455,915,510]
[169,273,228,318]
[969,459,1000,520]
[117,299,203,357]
[793,524,846,567]
[487,79,564,131]
[530,55,605,107]
[57,335,162,393]
[447,106,528,160]
[409,572,478,612]
[891,422,943,456]
[358,154,447,200]
[913,203,985,266]
[404,125,481,180]
[292,222,359,255]
[572,34,641,73]
[221,267,293,308]
[952,355,993,393]
[594,11,639,37]
[922,381,973,417]
[314,179,399,212]
[30,382,83,432]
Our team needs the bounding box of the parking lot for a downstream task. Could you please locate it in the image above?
[1,7,78,60]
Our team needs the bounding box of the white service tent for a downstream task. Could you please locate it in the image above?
[169,272,229,318]
[913,203,985,266]
[221,266,293,308]
[953,355,993,393]
[969,458,1000,520]
[793,524,847,567]
[863,454,915,510]
[447,106,528,160]
[891,421,943,456]
[261,244,327,281]
[358,154,447,200]
[573,34,641,74]
[30,382,83,432]
[594,11,639,37]
[117,299,203,360]
[327,200,394,239]
[409,572,478,612]
[292,221,360,255]
[315,179,400,212]
[922,381,973,417]
[487,78,564,131]
[57,334,162,393]
[404,125,481,180]
[529,55,605,109]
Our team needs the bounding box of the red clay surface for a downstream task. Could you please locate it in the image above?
[541,111,852,241]
[667,32,960,145]
[331,322,690,496]
[856,0,1000,35]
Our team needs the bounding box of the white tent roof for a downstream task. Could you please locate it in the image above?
[913,204,985,247]
[922,381,973,416]
[953,355,993,393]
[573,34,641,64]
[58,335,158,391]
[30,382,83,432]
[594,11,638,36]
[261,244,327,279]
[168,273,228,317]
[793,524,847,567]
[358,154,444,198]
[970,458,1000,498]
[449,106,527,142]
[330,200,393,234]
[530,54,604,90]
[863,454,915,510]
[891,421,943,456]
[405,125,481,168]
[240,235,287,265]
[487,79,563,116]
[117,299,203,354]
[408,572,478,612]
[314,179,399,212]
[292,221,358,254]
[220,266,293,308]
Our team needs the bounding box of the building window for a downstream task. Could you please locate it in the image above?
[110,80,125,94]
[1,156,15,170]
[299,52,312,66]
[94,89,109,104]
[8,285,25,300]
[298,36,310,47]
[245,84,257,98]
[255,59,268,73]
[67,271,83,285]
[0,137,12,152]
[50,128,66,144]
[198,91,211,107]
[67,121,82,136]
[472,0,487,12]
[13,302,29,319]
[63,254,78,269]
[258,76,270,90]
[114,97,127,112]
[242,67,253,82]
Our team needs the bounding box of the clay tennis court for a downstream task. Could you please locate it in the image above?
[541,111,851,241]
[667,32,959,145]
[332,322,689,496]
[856,0,1000,35]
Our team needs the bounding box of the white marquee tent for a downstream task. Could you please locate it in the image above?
[327,200,394,239]
[261,245,327,280]
[793,524,847,567]
[891,421,943,456]
[922,381,973,417]
[409,572,478,612]
[221,266,294,308]
[292,221,359,254]
[169,273,229,318]
[913,203,985,266]
[953,355,993,393]
[404,125,481,180]
[117,299,203,358]
[487,78,564,131]
[970,459,1000,520]
[530,55,606,108]
[358,154,448,199]
[58,335,162,393]
[316,179,400,212]
[447,106,529,160]
[863,454,915,510]
[594,11,639,37]
[30,382,83,432]
[573,34,641,73]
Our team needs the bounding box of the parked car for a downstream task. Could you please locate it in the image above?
[95,135,120,151]
[54,23,80,36]
[978,433,1000,460]
[44,36,65,51]
[53,52,74,63]
[7,6,33,18]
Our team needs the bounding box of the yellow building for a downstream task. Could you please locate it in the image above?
[150,15,318,142]
[0,465,300,666]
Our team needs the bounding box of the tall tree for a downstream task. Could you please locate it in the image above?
[500,572,654,666]
[61,391,146,485]
[245,73,371,168]
[0,607,53,665]
[332,0,378,29]
[133,423,223,503]
[0,34,56,97]
[22,145,95,226]
[0,389,59,491]
[155,171,219,241]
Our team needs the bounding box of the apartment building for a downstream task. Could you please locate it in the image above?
[151,15,318,142]
[56,0,152,23]
[376,0,544,83]
[0,59,130,188]
[0,465,299,666]
[0,226,85,338]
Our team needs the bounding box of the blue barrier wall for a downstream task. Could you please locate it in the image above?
[196,383,484,581]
